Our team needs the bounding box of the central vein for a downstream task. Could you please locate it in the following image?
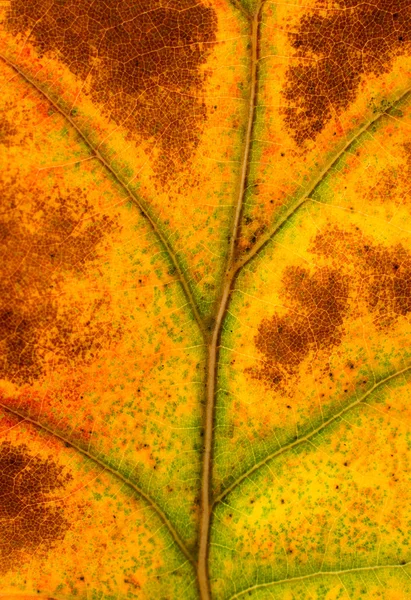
[197,4,263,598]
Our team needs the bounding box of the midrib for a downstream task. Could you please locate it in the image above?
[0,11,263,593]
[197,3,262,598]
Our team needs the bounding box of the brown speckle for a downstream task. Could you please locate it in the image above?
[0,441,72,574]
[0,178,122,386]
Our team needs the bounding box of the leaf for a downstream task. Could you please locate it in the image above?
[0,0,411,598]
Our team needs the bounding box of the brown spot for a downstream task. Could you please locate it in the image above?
[283,1,411,145]
[312,225,411,330]
[237,221,267,256]
[362,142,411,213]
[361,242,411,328]
[0,178,122,386]
[0,441,72,574]
[250,265,349,389]
[0,114,17,146]
[6,0,217,180]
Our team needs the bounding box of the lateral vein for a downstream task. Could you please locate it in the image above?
[0,401,195,566]
[233,87,411,278]
[213,364,411,507]
[0,52,207,338]
[227,561,411,600]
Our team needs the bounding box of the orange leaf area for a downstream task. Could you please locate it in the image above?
[1,0,411,598]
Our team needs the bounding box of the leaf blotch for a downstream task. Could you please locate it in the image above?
[249,266,349,389]
[313,226,411,330]
[6,0,217,179]
[0,441,72,574]
[249,223,411,391]
[283,0,411,145]
[0,181,122,385]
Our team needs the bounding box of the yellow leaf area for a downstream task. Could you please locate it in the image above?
[237,0,411,256]
[0,0,249,320]
[213,68,411,597]
[0,56,203,594]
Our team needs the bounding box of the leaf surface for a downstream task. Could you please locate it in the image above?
[0,0,411,598]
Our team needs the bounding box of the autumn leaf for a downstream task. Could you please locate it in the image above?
[0,0,411,598]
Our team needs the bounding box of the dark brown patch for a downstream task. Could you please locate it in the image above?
[283,1,411,145]
[311,226,411,329]
[0,441,72,574]
[250,266,349,389]
[0,177,122,386]
[0,114,17,146]
[6,0,217,179]
[250,222,411,391]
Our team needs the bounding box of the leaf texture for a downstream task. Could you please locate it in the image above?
[0,0,411,598]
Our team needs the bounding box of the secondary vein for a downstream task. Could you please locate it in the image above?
[233,86,411,277]
[212,364,411,507]
[227,561,411,600]
[0,401,195,566]
[0,52,207,339]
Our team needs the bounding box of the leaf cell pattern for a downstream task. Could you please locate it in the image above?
[6,0,217,179]
[0,0,411,599]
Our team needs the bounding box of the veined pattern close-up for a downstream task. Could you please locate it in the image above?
[0,0,411,599]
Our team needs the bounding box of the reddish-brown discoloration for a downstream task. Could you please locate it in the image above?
[250,266,349,389]
[312,226,411,330]
[251,224,411,390]
[6,0,217,179]
[0,387,96,447]
[0,441,72,574]
[283,1,411,145]
[0,179,122,386]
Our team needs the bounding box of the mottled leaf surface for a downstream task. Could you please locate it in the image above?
[0,0,411,598]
